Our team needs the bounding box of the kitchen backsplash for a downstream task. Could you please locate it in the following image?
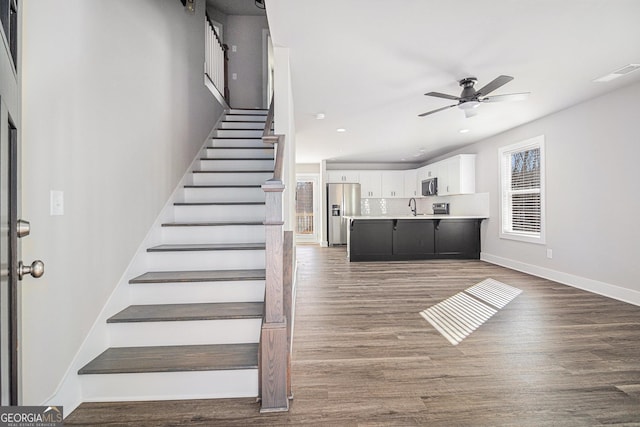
[361,193,490,217]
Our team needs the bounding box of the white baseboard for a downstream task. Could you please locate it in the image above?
[481,252,640,307]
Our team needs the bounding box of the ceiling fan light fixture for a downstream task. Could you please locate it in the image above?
[458,100,480,110]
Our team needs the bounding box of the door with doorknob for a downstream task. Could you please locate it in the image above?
[0,0,44,405]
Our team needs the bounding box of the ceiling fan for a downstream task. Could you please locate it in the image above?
[419,75,529,118]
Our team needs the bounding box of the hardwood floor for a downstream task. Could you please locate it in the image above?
[66,245,640,426]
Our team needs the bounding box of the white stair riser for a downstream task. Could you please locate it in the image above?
[224,115,266,122]
[109,319,262,347]
[192,172,272,185]
[174,204,265,222]
[199,160,273,172]
[161,225,265,244]
[228,109,267,115]
[147,250,265,271]
[205,148,274,159]
[219,122,265,130]
[200,159,274,171]
[210,138,266,148]
[130,281,265,305]
[215,129,263,138]
[183,187,265,202]
[80,370,258,402]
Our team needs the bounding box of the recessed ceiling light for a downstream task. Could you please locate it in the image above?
[593,64,640,83]
[459,129,470,134]
[315,113,325,120]
[336,128,346,132]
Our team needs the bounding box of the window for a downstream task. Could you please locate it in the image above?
[499,135,545,244]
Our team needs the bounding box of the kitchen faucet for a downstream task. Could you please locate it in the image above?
[408,198,417,216]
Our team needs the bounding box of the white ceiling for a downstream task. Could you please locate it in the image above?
[265,0,640,165]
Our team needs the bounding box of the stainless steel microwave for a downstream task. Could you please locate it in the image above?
[421,178,438,196]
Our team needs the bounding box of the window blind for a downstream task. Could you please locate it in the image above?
[499,136,545,243]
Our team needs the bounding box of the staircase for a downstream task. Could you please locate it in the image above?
[78,109,272,402]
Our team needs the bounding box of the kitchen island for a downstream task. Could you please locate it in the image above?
[344,215,487,262]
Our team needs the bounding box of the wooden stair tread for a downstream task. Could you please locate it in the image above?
[161,221,263,227]
[78,343,258,375]
[147,243,265,252]
[219,127,268,130]
[193,170,273,174]
[206,146,273,149]
[107,302,264,323]
[210,137,263,140]
[174,201,265,206]
[183,184,262,188]
[200,157,274,161]
[129,269,266,284]
[221,121,266,123]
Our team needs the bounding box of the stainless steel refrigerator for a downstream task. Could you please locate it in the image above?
[327,183,361,245]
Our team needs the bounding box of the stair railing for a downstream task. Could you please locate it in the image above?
[204,13,229,101]
[259,97,292,412]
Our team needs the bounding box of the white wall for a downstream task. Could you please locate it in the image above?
[226,15,269,108]
[446,81,640,303]
[20,0,223,405]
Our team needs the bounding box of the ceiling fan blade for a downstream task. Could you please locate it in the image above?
[481,92,530,102]
[476,75,514,97]
[418,104,457,117]
[424,91,460,101]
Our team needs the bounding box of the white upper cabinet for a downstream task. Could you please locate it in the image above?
[359,171,382,198]
[436,154,475,196]
[403,169,418,198]
[381,171,405,198]
[325,155,474,197]
[327,170,360,183]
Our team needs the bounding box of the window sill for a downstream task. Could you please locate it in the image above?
[500,232,546,245]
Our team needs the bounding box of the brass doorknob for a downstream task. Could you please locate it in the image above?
[18,260,44,280]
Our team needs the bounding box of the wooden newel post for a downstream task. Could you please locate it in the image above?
[260,179,289,412]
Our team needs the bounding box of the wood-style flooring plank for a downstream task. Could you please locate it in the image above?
[67,246,640,425]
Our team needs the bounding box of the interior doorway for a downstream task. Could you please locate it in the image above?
[295,175,319,243]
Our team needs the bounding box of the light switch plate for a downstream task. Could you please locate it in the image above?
[50,190,64,216]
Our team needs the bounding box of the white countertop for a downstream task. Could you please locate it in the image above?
[344,215,488,220]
